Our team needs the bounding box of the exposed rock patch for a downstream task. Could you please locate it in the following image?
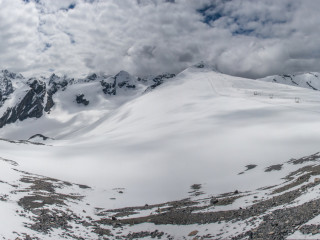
[265,164,283,172]
[4,151,320,239]
[28,134,51,141]
[75,94,89,106]
[289,152,320,165]
[238,164,257,174]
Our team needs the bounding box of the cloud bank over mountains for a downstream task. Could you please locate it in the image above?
[0,0,320,78]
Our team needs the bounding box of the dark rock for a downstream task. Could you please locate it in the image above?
[76,94,89,106]
[24,235,32,240]
[210,198,219,205]
[245,164,257,171]
[289,152,320,165]
[93,227,113,236]
[78,184,91,189]
[44,74,71,112]
[101,78,116,95]
[0,79,46,128]
[144,73,176,92]
[44,92,54,113]
[265,164,283,172]
[87,73,97,81]
[195,62,205,68]
[188,230,198,236]
[28,134,50,141]
[190,184,202,190]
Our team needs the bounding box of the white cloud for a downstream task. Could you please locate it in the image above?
[0,0,41,71]
[0,0,320,78]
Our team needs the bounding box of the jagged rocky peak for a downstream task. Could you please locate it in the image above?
[1,69,24,79]
[27,78,46,95]
[48,73,60,84]
[115,70,135,82]
[100,70,138,95]
[0,68,178,128]
[99,70,177,96]
[115,71,137,89]
[0,71,64,128]
[45,74,72,113]
[86,73,98,81]
[0,70,23,106]
[0,77,46,128]
[0,70,17,90]
[48,73,70,88]
[95,70,177,96]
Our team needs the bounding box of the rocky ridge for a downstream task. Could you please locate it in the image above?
[0,70,176,128]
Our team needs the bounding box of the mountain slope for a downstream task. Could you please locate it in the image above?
[258,72,320,91]
[2,67,320,239]
[0,70,175,139]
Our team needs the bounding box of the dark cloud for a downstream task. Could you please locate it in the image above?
[179,53,193,62]
[139,46,156,59]
[0,0,320,78]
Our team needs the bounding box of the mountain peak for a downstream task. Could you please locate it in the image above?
[114,70,134,81]
[1,69,24,79]
[0,68,178,128]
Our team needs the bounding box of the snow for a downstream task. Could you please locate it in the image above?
[2,67,320,238]
[258,72,320,91]
[3,68,320,202]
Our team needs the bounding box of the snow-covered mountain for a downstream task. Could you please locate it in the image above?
[258,72,320,91]
[0,69,175,135]
[2,67,320,239]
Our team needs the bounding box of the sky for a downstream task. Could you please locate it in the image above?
[0,0,320,78]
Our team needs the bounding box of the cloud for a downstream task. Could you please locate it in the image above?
[0,0,320,78]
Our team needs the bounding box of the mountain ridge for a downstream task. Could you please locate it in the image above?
[1,66,320,132]
[2,67,320,239]
[258,72,320,91]
[0,69,176,129]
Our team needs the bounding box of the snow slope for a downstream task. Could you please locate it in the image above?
[2,67,320,238]
[258,72,320,91]
[13,67,320,197]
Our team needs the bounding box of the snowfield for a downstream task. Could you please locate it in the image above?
[2,67,320,239]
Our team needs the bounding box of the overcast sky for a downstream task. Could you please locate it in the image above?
[0,0,320,78]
